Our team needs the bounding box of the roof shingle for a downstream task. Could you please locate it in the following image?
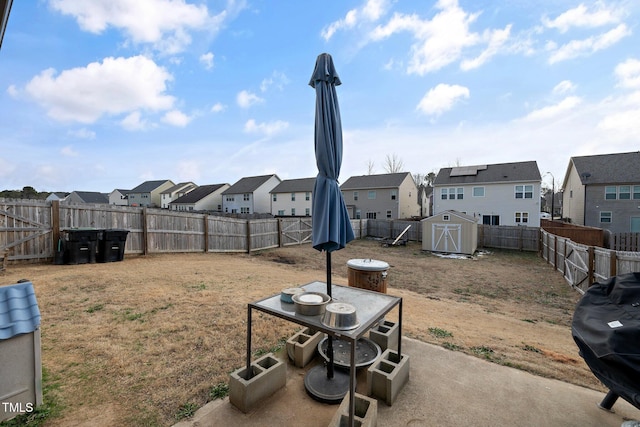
[0,281,41,340]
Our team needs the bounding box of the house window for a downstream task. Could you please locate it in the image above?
[353,191,358,201]
[619,186,631,200]
[473,187,484,197]
[226,195,234,202]
[600,211,612,223]
[448,188,456,200]
[605,186,617,200]
[305,192,310,201]
[355,209,361,219]
[366,212,377,219]
[386,210,392,218]
[305,208,310,216]
[291,208,296,216]
[368,190,376,199]
[456,188,464,200]
[443,214,450,221]
[515,212,529,224]
[515,185,533,199]
[390,190,397,200]
[243,193,250,201]
[278,210,285,216]
[240,207,250,214]
[483,215,499,225]
[272,194,277,202]
[633,186,640,200]
[441,189,448,200]
[291,193,296,201]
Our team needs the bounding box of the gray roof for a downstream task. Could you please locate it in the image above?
[161,182,196,194]
[74,191,109,203]
[271,177,315,193]
[0,281,41,340]
[113,189,132,195]
[130,180,173,193]
[570,151,640,185]
[171,184,227,204]
[223,174,279,194]
[434,161,541,185]
[340,172,411,190]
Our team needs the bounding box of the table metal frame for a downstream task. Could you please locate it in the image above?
[246,281,403,427]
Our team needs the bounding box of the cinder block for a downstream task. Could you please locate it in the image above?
[366,349,409,406]
[328,392,378,427]
[286,327,324,368]
[368,320,399,351]
[229,353,286,413]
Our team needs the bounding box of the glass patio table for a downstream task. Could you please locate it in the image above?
[246,280,403,427]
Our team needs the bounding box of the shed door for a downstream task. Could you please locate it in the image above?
[432,223,461,253]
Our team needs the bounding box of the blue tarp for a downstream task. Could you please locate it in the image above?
[0,281,41,340]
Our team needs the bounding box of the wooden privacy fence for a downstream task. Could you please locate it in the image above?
[541,229,640,294]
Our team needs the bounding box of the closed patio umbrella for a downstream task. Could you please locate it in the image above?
[305,52,355,404]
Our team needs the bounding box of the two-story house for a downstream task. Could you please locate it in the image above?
[340,172,420,220]
[169,184,229,212]
[433,161,542,227]
[562,151,640,233]
[160,182,197,208]
[127,180,174,207]
[222,174,281,215]
[270,177,315,217]
[108,189,130,206]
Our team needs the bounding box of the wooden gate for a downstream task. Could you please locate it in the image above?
[564,241,590,293]
[0,200,53,263]
[432,224,461,253]
[280,218,312,246]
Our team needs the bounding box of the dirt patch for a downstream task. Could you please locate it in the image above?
[1,239,598,426]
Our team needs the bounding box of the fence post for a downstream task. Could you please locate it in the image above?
[204,214,209,253]
[142,207,149,255]
[610,251,617,278]
[51,200,60,258]
[588,246,595,286]
[277,218,283,248]
[246,220,251,253]
[553,234,558,271]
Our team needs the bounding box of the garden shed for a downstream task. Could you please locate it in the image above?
[421,210,478,255]
[0,281,42,422]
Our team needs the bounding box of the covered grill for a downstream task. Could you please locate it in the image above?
[572,272,640,410]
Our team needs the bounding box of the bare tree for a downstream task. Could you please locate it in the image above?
[366,159,375,175]
[426,171,436,187]
[383,153,404,173]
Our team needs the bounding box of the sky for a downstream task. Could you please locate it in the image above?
[1,0,640,194]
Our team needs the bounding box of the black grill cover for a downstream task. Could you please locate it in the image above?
[572,272,640,409]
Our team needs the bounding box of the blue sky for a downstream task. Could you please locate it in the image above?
[1,0,640,194]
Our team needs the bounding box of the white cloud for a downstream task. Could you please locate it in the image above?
[6,85,19,98]
[521,96,582,122]
[548,23,631,64]
[61,146,79,157]
[25,55,175,123]
[121,111,148,131]
[321,0,390,40]
[416,83,469,117]
[67,128,96,139]
[211,102,226,113]
[461,25,511,71]
[371,1,482,75]
[552,80,576,95]
[236,90,264,108]
[199,52,214,70]
[48,0,238,54]
[542,3,622,33]
[260,71,290,92]
[162,110,191,127]
[615,58,640,89]
[597,109,640,136]
[243,119,289,135]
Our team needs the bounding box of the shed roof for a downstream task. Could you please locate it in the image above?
[340,172,411,190]
[0,281,41,340]
[434,161,540,185]
[171,184,227,204]
[271,177,315,193]
[568,151,640,185]
[223,174,279,194]
[423,210,477,223]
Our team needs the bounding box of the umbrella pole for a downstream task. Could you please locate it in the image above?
[326,251,335,379]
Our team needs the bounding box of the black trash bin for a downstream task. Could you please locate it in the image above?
[97,229,129,262]
[64,229,100,264]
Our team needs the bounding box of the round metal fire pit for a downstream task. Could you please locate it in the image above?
[318,337,381,369]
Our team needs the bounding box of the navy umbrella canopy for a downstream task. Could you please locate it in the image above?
[310,53,355,253]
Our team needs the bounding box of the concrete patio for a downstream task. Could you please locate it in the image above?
[173,337,640,427]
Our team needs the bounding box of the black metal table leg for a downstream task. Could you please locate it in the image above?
[599,390,619,411]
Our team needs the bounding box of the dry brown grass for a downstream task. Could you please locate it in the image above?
[1,239,597,426]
